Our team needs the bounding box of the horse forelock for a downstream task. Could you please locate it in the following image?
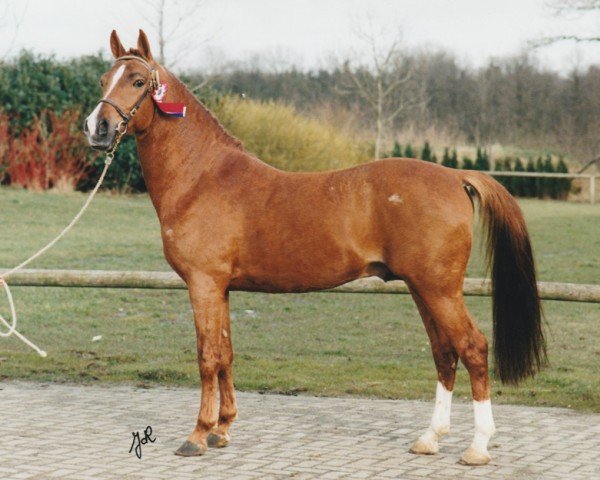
[125,48,146,60]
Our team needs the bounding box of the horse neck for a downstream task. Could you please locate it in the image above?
[135,71,242,217]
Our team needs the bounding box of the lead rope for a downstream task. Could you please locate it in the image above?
[0,129,125,357]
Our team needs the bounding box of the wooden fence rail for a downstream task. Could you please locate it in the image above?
[2,269,599,303]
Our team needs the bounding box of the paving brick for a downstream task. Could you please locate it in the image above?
[0,381,598,480]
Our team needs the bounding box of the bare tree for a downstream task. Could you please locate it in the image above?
[136,0,210,69]
[337,23,426,159]
[0,0,28,58]
[532,1,600,47]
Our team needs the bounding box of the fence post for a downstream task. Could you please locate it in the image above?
[591,176,596,205]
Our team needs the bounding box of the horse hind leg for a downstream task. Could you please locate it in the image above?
[413,286,496,465]
[409,290,458,456]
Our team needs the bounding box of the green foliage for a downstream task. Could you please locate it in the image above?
[525,157,537,197]
[1,52,373,190]
[462,156,474,169]
[441,147,451,167]
[450,149,458,168]
[542,155,556,198]
[420,141,433,162]
[214,97,372,171]
[0,52,109,132]
[474,147,490,170]
[502,157,514,193]
[0,52,576,197]
[441,147,458,168]
[494,158,509,190]
[556,157,572,199]
[513,157,526,196]
[535,157,544,198]
[492,155,570,200]
[0,51,144,191]
[79,136,144,192]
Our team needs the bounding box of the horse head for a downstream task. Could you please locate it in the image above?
[84,30,158,150]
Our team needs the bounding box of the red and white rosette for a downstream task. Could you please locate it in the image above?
[152,82,186,118]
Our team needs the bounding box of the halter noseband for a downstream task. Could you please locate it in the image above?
[98,55,159,134]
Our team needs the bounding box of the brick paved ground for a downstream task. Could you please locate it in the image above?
[0,382,598,479]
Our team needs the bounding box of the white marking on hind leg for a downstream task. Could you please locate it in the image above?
[459,398,496,465]
[471,399,495,455]
[412,381,452,454]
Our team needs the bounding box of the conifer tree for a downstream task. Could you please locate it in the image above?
[526,157,537,197]
[474,147,490,170]
[391,140,402,158]
[502,157,514,194]
[543,155,556,198]
[514,157,526,197]
[494,160,508,188]
[404,144,415,158]
[442,147,451,167]
[556,156,571,199]
[484,149,491,170]
[462,156,474,169]
[535,156,545,198]
[493,159,508,189]
[474,147,483,170]
[450,149,458,169]
[421,141,433,162]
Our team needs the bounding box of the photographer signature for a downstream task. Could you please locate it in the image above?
[129,426,156,459]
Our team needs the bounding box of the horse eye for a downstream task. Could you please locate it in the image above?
[134,79,145,88]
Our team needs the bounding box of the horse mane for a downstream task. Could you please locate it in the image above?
[125,49,244,151]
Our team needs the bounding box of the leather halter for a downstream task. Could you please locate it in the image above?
[98,55,159,133]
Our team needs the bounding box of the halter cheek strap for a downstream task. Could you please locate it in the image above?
[98,55,159,130]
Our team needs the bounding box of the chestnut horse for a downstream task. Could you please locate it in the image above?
[84,30,545,465]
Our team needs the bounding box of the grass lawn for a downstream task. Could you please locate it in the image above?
[0,188,599,411]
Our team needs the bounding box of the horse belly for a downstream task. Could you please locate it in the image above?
[230,230,372,293]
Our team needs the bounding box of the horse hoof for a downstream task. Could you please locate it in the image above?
[458,447,491,466]
[174,440,207,457]
[409,437,439,455]
[207,432,230,448]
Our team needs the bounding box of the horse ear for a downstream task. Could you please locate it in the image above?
[137,29,154,61]
[110,30,126,58]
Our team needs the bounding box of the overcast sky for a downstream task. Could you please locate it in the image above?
[2,0,600,73]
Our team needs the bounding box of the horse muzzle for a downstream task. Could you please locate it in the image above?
[84,111,117,151]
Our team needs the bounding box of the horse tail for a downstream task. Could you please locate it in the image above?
[460,170,546,384]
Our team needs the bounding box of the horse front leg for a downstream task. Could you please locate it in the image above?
[208,295,237,448]
[175,276,227,457]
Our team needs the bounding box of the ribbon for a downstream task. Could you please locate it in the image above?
[151,82,186,118]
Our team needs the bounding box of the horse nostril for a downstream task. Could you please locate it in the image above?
[97,118,109,138]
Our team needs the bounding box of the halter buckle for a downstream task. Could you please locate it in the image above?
[116,120,128,135]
